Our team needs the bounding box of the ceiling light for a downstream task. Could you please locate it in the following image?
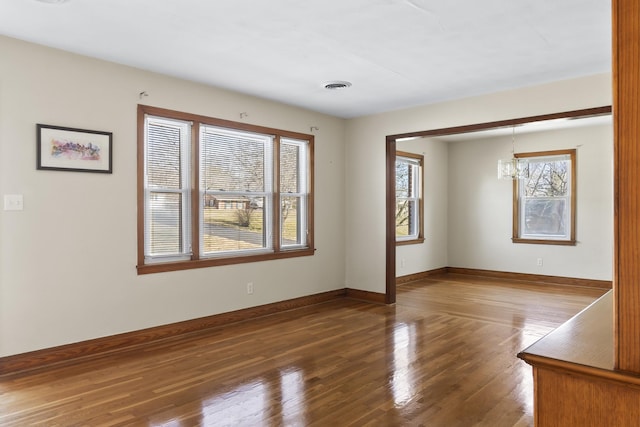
[323,81,352,90]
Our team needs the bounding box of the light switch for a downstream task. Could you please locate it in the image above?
[4,194,24,211]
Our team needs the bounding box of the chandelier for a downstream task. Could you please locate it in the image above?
[497,126,529,179]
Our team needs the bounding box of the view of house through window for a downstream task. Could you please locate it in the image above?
[138,105,314,273]
[395,151,424,244]
[513,149,576,245]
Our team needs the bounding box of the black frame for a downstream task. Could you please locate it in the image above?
[37,124,113,173]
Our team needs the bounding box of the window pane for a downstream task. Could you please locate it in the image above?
[516,152,573,242]
[148,192,183,255]
[280,139,308,248]
[396,154,422,241]
[202,197,266,254]
[145,116,191,261]
[281,196,303,246]
[396,161,410,197]
[147,122,183,189]
[201,127,268,193]
[280,143,299,193]
[396,200,416,237]
[523,159,569,197]
[522,198,567,237]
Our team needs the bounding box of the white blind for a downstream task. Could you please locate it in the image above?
[280,138,308,248]
[199,125,273,256]
[144,116,192,261]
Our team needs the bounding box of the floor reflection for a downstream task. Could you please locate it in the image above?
[392,322,417,407]
[280,368,306,426]
[196,366,307,426]
[201,380,268,425]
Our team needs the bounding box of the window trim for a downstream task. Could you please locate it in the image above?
[395,150,425,246]
[137,105,314,274]
[512,149,576,246]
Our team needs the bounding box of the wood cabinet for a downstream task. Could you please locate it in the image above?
[518,292,640,426]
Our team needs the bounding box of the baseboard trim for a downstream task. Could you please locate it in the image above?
[396,267,448,285]
[345,288,387,304]
[446,267,613,289]
[0,289,347,376]
[1,268,611,375]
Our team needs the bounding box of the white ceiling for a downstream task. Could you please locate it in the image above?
[0,0,611,118]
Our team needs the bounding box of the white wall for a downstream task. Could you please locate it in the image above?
[345,73,612,293]
[0,34,615,357]
[396,138,448,276]
[447,124,613,280]
[0,36,346,357]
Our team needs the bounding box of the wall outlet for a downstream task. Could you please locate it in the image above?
[247,282,254,294]
[400,258,406,268]
[536,258,543,267]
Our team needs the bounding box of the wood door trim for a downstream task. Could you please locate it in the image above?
[385,106,612,304]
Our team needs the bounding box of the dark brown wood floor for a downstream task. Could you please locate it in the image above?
[0,273,607,426]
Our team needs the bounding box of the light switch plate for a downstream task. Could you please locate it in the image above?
[4,194,24,211]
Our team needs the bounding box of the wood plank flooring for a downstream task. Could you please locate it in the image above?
[0,273,607,426]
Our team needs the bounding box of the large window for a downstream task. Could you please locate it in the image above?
[395,151,424,245]
[513,149,576,245]
[138,105,314,274]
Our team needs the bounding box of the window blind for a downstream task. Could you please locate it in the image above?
[199,125,273,256]
[280,138,308,248]
[144,116,192,261]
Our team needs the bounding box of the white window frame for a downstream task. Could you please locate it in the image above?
[513,149,576,245]
[143,115,192,264]
[395,151,424,245]
[199,125,274,258]
[280,137,309,250]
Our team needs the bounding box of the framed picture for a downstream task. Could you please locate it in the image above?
[37,124,112,173]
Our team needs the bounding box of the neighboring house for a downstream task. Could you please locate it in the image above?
[204,194,250,210]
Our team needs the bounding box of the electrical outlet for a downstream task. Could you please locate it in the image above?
[537,258,543,267]
[247,282,254,294]
[400,258,406,268]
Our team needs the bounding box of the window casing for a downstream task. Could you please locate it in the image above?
[138,105,314,274]
[513,149,576,245]
[395,151,424,245]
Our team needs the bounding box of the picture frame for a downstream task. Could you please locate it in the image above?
[37,124,112,173]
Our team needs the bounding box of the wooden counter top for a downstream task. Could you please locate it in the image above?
[519,290,640,387]
[519,290,614,370]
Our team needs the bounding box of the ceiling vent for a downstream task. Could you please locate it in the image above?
[323,81,352,90]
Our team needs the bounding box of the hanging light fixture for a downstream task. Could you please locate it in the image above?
[497,126,529,179]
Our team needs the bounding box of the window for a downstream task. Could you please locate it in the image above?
[138,105,314,274]
[395,151,424,245]
[513,149,576,245]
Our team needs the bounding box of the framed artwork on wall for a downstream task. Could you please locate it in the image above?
[37,124,112,173]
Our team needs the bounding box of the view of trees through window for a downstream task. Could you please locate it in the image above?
[515,150,575,243]
[139,105,314,272]
[395,152,423,242]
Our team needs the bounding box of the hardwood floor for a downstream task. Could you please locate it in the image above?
[0,273,607,426]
